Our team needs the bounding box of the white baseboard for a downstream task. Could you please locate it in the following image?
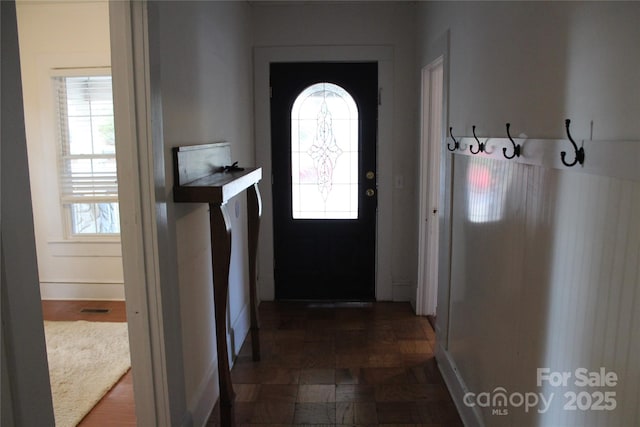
[435,342,484,427]
[40,282,125,300]
[186,301,251,427]
[392,282,415,302]
[230,301,250,360]
[182,359,219,427]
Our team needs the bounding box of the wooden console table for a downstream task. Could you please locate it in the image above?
[173,143,262,426]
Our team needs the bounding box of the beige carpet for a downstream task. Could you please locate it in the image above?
[44,321,131,427]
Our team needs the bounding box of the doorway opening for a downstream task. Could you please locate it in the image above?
[16,2,135,425]
[416,56,444,317]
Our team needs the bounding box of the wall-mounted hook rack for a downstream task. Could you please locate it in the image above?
[448,127,460,152]
[503,123,521,159]
[561,119,585,167]
[469,125,486,154]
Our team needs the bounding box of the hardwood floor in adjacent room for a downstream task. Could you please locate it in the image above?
[207,301,463,426]
[41,300,136,427]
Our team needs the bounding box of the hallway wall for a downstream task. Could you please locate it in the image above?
[1,1,54,424]
[147,1,254,424]
[417,2,640,426]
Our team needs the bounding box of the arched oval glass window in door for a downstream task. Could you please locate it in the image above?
[291,82,358,219]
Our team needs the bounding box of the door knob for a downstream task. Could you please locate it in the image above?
[365,189,375,197]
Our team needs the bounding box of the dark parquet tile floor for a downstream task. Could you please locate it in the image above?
[207,301,463,426]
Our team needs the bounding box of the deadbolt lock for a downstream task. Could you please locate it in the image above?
[366,171,375,180]
[365,188,375,197]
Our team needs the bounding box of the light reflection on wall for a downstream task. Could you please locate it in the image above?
[466,157,509,224]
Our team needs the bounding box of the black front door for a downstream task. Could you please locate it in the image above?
[271,62,378,300]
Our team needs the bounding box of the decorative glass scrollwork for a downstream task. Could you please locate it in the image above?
[291,83,359,219]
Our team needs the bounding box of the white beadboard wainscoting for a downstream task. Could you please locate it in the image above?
[437,136,640,427]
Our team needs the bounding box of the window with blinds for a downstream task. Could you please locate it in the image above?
[54,74,120,235]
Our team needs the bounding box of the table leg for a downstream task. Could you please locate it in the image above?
[247,184,262,361]
[209,202,235,426]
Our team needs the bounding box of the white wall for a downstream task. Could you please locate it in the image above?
[417,2,640,426]
[251,1,419,302]
[149,1,254,424]
[16,0,124,300]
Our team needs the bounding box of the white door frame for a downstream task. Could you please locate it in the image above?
[416,57,444,316]
[109,1,183,425]
[254,46,395,301]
